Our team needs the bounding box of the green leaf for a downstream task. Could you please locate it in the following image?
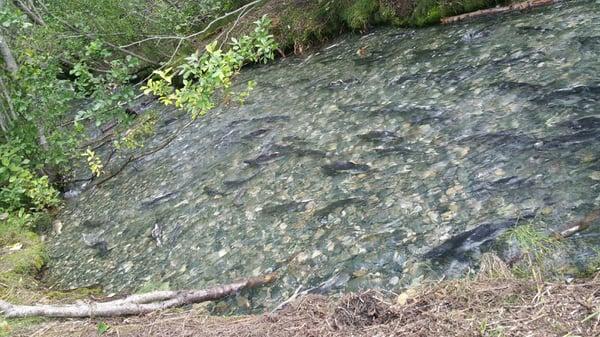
[97,321,110,335]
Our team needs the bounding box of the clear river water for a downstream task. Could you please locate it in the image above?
[48,0,600,311]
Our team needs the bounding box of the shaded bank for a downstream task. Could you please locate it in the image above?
[223,0,514,53]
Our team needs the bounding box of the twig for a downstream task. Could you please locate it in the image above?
[119,0,264,49]
[271,286,304,314]
[37,1,159,65]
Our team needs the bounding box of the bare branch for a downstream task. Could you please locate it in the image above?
[119,0,264,49]
[12,0,45,25]
[37,1,159,65]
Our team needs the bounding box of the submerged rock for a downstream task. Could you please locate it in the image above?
[314,198,367,219]
[308,272,352,294]
[374,146,414,156]
[82,233,109,257]
[261,200,311,215]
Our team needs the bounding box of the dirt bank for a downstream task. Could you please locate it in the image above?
[13,272,599,337]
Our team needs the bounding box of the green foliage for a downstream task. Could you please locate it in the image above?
[411,0,442,26]
[0,5,32,30]
[71,42,139,127]
[97,321,110,335]
[503,224,563,280]
[115,111,158,150]
[142,16,277,118]
[81,149,104,177]
[341,0,381,30]
[506,224,561,263]
[0,144,59,215]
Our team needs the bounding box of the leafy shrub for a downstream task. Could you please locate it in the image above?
[142,16,277,118]
[0,144,59,215]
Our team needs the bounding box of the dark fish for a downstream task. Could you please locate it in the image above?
[534,84,600,104]
[490,176,532,189]
[539,129,600,149]
[251,115,290,123]
[141,192,177,207]
[223,172,259,189]
[321,161,370,176]
[358,130,399,143]
[389,74,419,86]
[314,198,367,218]
[516,25,553,33]
[326,78,360,90]
[203,186,226,197]
[241,128,271,140]
[492,51,545,66]
[424,213,535,260]
[162,117,178,126]
[495,81,544,93]
[567,116,600,131]
[468,176,534,195]
[243,152,284,166]
[81,219,104,229]
[262,200,311,215]
[577,36,600,52]
[460,29,489,43]
[228,118,250,127]
[271,144,327,158]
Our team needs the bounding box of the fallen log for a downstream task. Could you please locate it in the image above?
[0,273,276,318]
[441,0,558,25]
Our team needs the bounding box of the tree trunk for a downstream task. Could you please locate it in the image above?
[12,0,45,25]
[0,273,276,318]
[0,35,18,73]
[0,0,18,73]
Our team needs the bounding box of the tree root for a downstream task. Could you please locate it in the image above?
[0,273,276,318]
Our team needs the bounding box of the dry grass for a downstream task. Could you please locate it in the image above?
[13,271,600,337]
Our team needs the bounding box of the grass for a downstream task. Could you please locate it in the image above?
[10,254,600,336]
[0,218,48,337]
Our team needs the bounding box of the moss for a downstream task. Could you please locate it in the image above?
[0,317,47,337]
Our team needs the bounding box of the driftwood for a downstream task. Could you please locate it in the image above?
[0,273,276,318]
[441,0,558,24]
